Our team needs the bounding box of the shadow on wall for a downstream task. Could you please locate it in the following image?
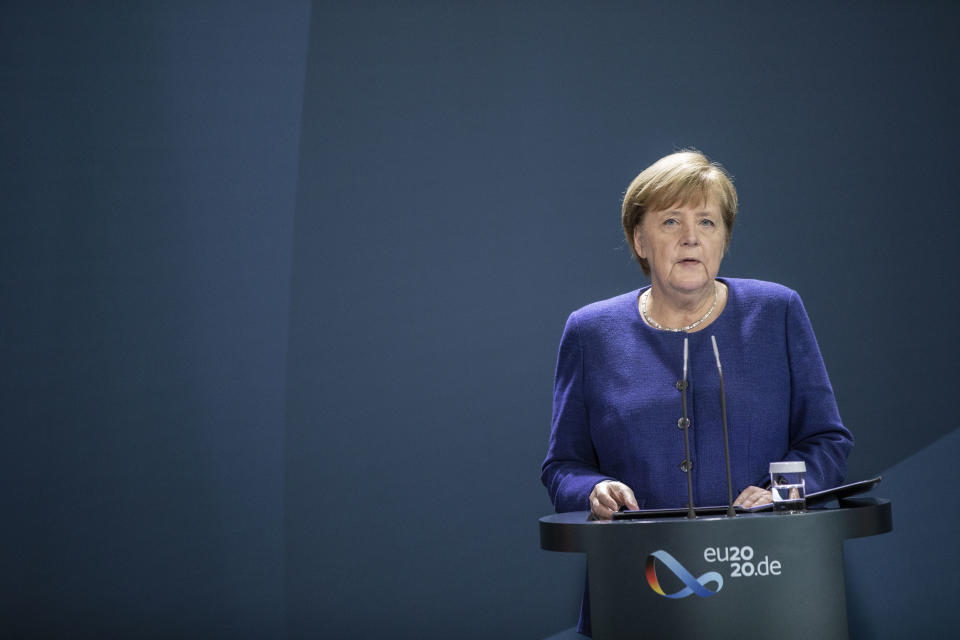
[845,427,960,638]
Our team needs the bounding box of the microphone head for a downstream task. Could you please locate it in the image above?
[683,337,689,380]
[710,335,722,372]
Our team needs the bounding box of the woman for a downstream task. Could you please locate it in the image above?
[541,150,853,520]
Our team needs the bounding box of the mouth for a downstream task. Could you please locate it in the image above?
[677,258,701,265]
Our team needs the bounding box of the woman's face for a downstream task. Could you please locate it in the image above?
[634,199,726,297]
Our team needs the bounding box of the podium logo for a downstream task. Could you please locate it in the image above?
[645,550,724,599]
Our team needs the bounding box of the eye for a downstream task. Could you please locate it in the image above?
[699,218,717,227]
[663,218,679,226]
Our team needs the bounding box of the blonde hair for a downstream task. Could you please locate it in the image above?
[621,151,738,275]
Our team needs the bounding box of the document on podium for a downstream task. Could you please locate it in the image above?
[611,476,882,520]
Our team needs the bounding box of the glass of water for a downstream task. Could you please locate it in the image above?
[770,461,806,513]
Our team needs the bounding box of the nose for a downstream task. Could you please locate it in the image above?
[681,221,699,246]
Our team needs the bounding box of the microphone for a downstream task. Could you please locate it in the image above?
[676,337,695,519]
[710,336,736,517]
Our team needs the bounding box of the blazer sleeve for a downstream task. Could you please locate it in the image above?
[540,312,616,512]
[781,290,854,493]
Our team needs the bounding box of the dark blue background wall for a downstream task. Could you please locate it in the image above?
[2,2,308,636]
[2,1,958,638]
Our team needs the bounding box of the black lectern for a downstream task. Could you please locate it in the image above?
[540,498,891,640]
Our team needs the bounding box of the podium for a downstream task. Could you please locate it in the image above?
[540,498,892,640]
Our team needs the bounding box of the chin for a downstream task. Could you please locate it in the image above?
[671,277,712,292]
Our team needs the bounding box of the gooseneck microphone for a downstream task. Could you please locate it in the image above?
[676,338,696,519]
[710,335,736,517]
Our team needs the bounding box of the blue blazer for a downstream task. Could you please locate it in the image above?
[541,278,853,512]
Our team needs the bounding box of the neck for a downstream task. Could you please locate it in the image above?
[647,281,718,329]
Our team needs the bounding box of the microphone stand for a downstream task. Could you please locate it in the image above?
[711,336,736,517]
[677,338,696,519]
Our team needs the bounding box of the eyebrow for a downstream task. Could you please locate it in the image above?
[661,209,718,216]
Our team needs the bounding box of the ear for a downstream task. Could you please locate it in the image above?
[633,226,646,259]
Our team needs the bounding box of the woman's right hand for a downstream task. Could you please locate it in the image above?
[589,480,639,519]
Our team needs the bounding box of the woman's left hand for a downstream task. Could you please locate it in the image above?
[733,485,772,508]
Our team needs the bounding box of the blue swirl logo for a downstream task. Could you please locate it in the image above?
[645,550,723,599]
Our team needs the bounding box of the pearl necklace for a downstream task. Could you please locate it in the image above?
[641,282,719,332]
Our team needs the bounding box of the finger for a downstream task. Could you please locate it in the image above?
[614,484,639,511]
[735,486,762,507]
[733,488,750,506]
[753,490,772,505]
[745,489,772,507]
[590,495,614,520]
[589,482,617,519]
[595,487,620,513]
